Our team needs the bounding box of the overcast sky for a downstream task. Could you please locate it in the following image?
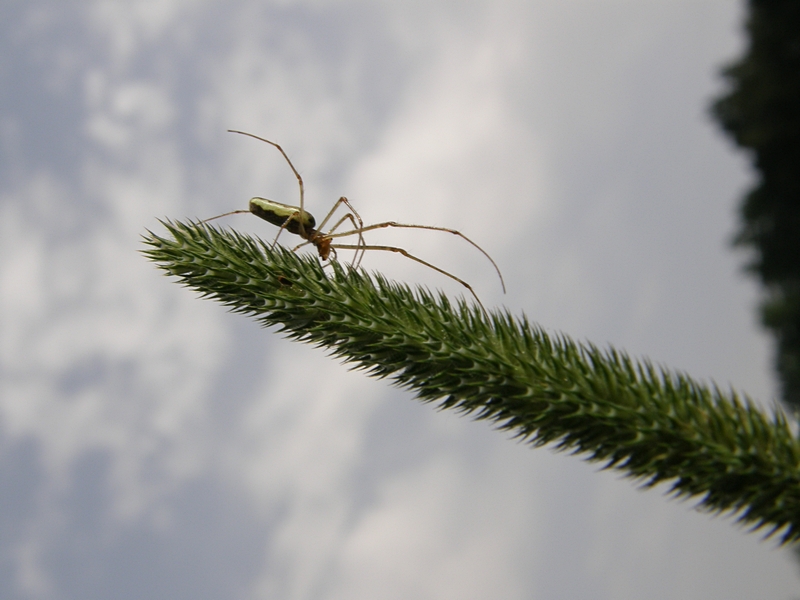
[1,1,799,599]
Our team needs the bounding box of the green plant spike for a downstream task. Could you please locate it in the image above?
[142,219,800,543]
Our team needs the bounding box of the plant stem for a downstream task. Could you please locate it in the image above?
[142,220,800,542]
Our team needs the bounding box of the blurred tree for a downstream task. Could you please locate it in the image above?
[711,0,800,412]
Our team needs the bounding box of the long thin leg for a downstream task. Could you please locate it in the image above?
[334,198,367,268]
[290,197,351,256]
[331,243,487,314]
[201,209,251,223]
[328,221,505,293]
[292,197,367,266]
[318,213,366,266]
[271,209,305,248]
[314,197,366,264]
[227,130,309,238]
[324,212,370,268]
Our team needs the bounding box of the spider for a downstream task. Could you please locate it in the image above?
[202,130,506,308]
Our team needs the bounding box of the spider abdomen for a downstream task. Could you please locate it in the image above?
[249,197,316,235]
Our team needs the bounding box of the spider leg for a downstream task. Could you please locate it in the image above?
[227,130,309,238]
[325,213,367,268]
[319,196,364,268]
[291,239,312,252]
[316,213,362,264]
[271,209,306,248]
[331,243,487,314]
[200,209,251,224]
[331,198,366,267]
[305,196,366,266]
[328,221,505,293]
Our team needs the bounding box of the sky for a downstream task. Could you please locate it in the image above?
[1,1,798,599]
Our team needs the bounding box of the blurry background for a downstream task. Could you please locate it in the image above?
[1,1,797,598]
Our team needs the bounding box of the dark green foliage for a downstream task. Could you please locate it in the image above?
[143,220,800,543]
[711,0,800,410]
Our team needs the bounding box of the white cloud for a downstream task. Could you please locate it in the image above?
[326,451,541,600]
[88,0,200,65]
